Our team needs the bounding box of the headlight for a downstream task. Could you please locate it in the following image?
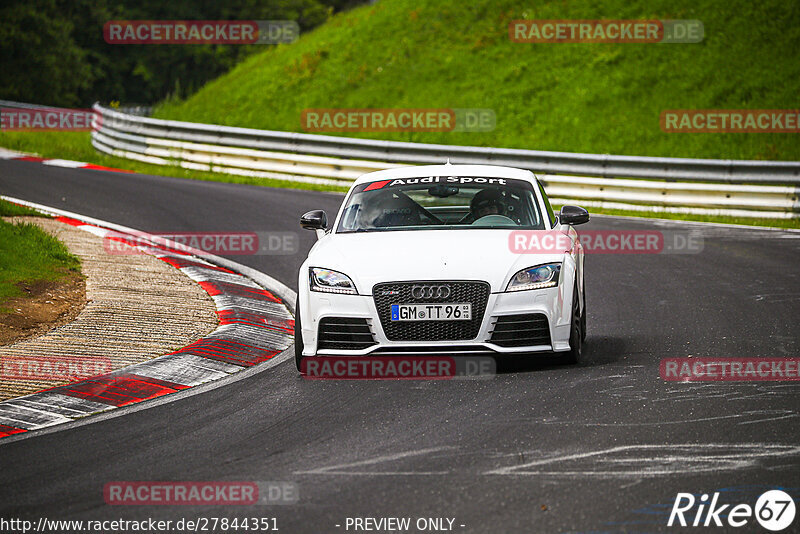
[309,267,358,294]
[506,263,561,292]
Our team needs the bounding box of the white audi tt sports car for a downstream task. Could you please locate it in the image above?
[294,164,588,372]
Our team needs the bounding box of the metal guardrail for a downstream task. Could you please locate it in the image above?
[0,99,151,116]
[93,104,800,182]
[2,99,795,218]
[0,99,57,110]
[90,104,799,218]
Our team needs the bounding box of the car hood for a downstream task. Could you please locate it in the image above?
[305,229,566,293]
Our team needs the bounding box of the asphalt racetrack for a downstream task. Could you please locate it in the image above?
[1,159,798,533]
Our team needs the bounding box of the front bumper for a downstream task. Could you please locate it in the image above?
[301,285,573,356]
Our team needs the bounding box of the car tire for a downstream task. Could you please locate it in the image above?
[563,287,583,365]
[294,297,305,373]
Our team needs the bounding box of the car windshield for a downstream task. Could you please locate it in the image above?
[336,176,545,233]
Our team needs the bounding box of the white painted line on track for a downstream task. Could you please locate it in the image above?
[295,447,456,476]
[484,443,800,477]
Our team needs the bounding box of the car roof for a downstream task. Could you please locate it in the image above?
[352,164,538,187]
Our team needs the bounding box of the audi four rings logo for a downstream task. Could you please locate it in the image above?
[411,285,451,299]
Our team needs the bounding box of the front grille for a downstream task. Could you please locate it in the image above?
[371,345,491,354]
[489,314,551,347]
[318,317,377,350]
[373,281,490,341]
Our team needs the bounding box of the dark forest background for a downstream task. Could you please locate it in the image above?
[0,0,368,107]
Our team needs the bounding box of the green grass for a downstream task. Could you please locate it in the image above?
[0,198,44,217]
[0,202,82,302]
[155,0,800,161]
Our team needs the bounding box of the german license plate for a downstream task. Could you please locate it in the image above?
[390,303,472,321]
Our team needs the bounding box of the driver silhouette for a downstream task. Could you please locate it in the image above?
[470,189,505,219]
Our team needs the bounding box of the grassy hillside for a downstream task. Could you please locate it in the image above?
[0,200,81,303]
[156,0,800,161]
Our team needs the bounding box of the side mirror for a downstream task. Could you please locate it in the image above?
[300,210,328,231]
[559,205,589,225]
